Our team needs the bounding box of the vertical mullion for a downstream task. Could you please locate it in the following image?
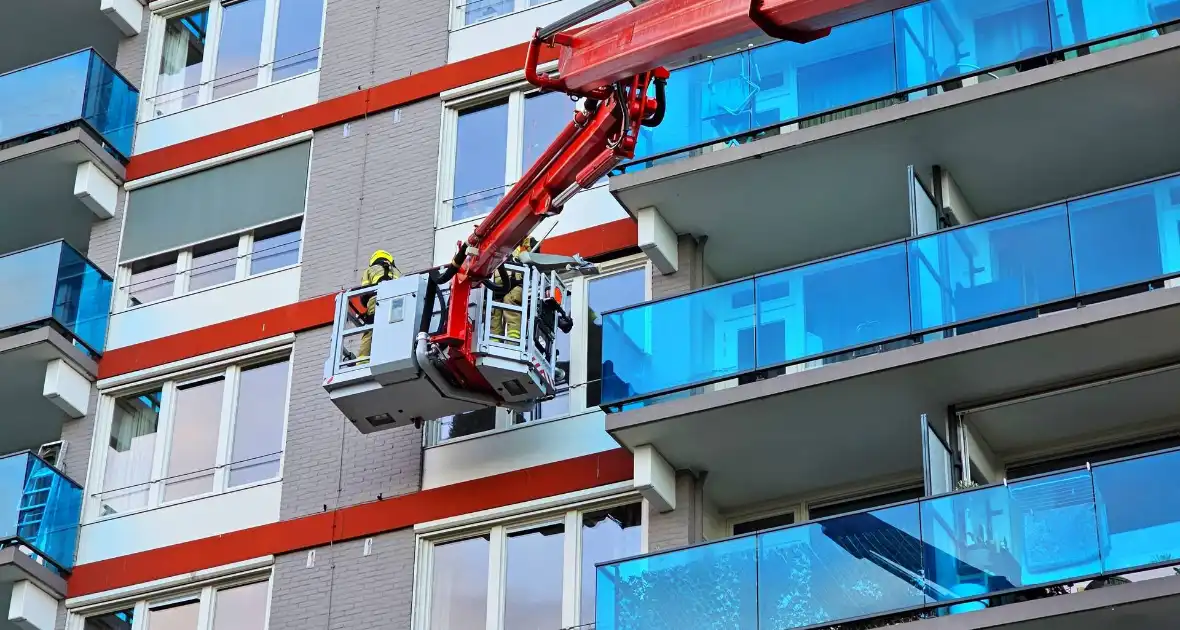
[569,276,590,413]
[561,510,580,627]
[86,396,115,522]
[200,1,224,104]
[142,13,167,121]
[438,106,460,226]
[175,249,193,296]
[487,526,507,630]
[150,381,178,507]
[259,0,280,85]
[214,366,240,491]
[504,91,524,187]
[197,585,215,630]
[237,233,253,280]
[131,601,150,630]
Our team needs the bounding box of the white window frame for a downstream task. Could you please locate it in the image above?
[140,0,328,122]
[424,255,651,446]
[67,570,274,630]
[437,74,573,229]
[115,215,305,313]
[449,0,561,31]
[412,496,642,630]
[84,349,293,524]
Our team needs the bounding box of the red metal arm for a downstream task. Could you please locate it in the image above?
[430,0,925,397]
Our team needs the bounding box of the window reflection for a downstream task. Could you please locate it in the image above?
[580,504,642,624]
[164,377,226,501]
[430,536,490,630]
[212,581,269,630]
[505,523,565,630]
[148,600,199,630]
[101,390,162,515]
[229,360,289,486]
[587,269,648,407]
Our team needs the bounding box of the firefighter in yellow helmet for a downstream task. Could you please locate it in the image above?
[490,237,537,341]
[357,249,401,362]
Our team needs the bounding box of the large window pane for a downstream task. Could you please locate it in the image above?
[464,0,513,25]
[437,407,498,441]
[155,8,208,115]
[250,222,302,275]
[229,361,289,487]
[272,0,324,81]
[451,100,508,222]
[101,390,161,516]
[128,254,177,307]
[580,504,642,624]
[1093,449,1180,573]
[190,240,239,291]
[522,91,575,170]
[212,581,270,630]
[213,0,266,99]
[1050,0,1164,48]
[504,523,564,630]
[1068,175,1180,294]
[586,269,647,407]
[164,377,225,502]
[148,601,199,630]
[84,609,134,630]
[430,536,490,630]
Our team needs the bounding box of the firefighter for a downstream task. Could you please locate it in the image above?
[357,249,401,362]
[490,237,537,341]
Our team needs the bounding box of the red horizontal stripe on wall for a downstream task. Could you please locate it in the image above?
[126,43,560,181]
[66,449,633,597]
[540,218,638,259]
[97,294,337,379]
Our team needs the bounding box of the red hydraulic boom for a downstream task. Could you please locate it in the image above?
[431,0,924,399]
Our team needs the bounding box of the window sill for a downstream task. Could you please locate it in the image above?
[426,407,602,449]
[142,68,321,125]
[449,0,563,32]
[119,262,301,314]
[84,477,283,526]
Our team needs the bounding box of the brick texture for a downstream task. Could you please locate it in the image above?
[281,327,423,521]
[299,99,441,300]
[646,472,703,552]
[115,10,151,90]
[651,235,701,299]
[59,390,100,486]
[318,0,449,101]
[269,531,416,630]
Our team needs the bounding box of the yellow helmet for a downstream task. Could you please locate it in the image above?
[370,249,394,267]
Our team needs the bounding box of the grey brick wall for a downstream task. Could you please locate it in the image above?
[300,99,441,300]
[269,530,416,630]
[646,471,703,552]
[115,10,151,90]
[318,0,449,101]
[281,327,422,521]
[59,390,100,486]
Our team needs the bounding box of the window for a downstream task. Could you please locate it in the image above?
[92,357,290,518]
[148,0,326,117]
[454,0,550,28]
[117,217,303,310]
[418,501,641,630]
[441,88,576,225]
[77,576,270,630]
[425,258,650,445]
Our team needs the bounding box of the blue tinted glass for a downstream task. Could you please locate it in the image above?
[752,13,897,123]
[600,280,756,405]
[0,52,90,145]
[636,53,754,159]
[0,242,64,333]
[1068,175,1180,294]
[1050,0,1167,47]
[759,503,924,628]
[0,454,82,572]
[83,51,138,159]
[596,536,757,630]
[1093,449,1180,573]
[908,205,1074,331]
[756,243,910,367]
[895,0,1054,89]
[922,469,1101,600]
[54,244,113,354]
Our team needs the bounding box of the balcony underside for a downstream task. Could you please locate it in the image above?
[0,328,96,454]
[0,128,124,256]
[611,32,1180,281]
[0,3,123,75]
[607,287,1180,510]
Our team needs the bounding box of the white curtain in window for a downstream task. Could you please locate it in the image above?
[156,24,193,115]
[102,397,160,514]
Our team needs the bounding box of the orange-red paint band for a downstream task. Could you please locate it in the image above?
[126,43,561,181]
[66,448,634,597]
[540,217,637,259]
[97,294,337,379]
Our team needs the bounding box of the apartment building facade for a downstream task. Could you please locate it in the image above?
[3,0,1180,629]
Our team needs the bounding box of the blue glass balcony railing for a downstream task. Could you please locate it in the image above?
[0,452,83,574]
[622,0,1180,169]
[0,49,138,161]
[597,445,1180,630]
[0,241,113,356]
[600,171,1180,407]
